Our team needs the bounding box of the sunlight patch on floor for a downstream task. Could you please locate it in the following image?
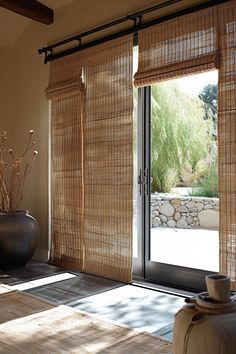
[9,272,77,291]
[68,284,184,334]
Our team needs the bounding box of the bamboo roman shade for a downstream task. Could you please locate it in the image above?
[47,37,133,282]
[46,53,84,99]
[82,37,133,282]
[46,53,85,269]
[218,1,236,288]
[134,6,219,86]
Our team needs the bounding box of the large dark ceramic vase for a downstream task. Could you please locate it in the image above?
[0,210,39,269]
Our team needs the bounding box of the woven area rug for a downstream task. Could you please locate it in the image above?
[0,290,172,353]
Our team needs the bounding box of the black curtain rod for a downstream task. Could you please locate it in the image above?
[38,0,229,64]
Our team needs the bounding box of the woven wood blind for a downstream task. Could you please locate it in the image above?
[46,53,85,269]
[82,37,133,282]
[218,0,236,288]
[46,53,84,99]
[46,37,133,282]
[134,6,219,86]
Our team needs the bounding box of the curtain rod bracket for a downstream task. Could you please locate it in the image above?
[44,53,48,64]
[76,37,82,47]
[127,14,143,28]
[38,47,46,54]
[38,47,50,64]
[138,15,143,26]
[127,15,137,28]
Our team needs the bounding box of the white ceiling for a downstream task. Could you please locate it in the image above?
[0,0,75,47]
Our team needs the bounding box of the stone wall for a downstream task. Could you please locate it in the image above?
[151,194,219,229]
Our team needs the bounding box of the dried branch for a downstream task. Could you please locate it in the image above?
[0,130,38,212]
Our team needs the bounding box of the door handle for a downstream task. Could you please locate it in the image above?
[138,169,149,196]
[138,169,142,195]
[144,168,149,196]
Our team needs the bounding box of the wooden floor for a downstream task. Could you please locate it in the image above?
[0,261,185,341]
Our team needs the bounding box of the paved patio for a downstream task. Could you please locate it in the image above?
[150,227,219,272]
[134,227,219,272]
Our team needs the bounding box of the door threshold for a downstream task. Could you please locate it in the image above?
[131,279,196,298]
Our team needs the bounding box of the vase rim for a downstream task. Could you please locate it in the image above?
[0,210,29,216]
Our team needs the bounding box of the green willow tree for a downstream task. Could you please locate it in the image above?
[199,84,218,123]
[192,83,218,197]
[151,81,211,192]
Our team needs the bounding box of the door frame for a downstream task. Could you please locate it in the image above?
[133,84,216,292]
[132,87,149,279]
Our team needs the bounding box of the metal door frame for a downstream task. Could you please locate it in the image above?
[133,85,215,292]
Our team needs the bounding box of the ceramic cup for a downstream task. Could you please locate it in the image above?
[205,274,231,303]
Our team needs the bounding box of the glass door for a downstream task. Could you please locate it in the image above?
[134,71,219,292]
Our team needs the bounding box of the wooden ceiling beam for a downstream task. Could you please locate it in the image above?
[0,0,54,25]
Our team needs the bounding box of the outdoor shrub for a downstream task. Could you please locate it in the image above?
[151,167,179,193]
[190,160,218,198]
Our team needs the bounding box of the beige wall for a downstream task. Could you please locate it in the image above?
[0,46,13,134]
